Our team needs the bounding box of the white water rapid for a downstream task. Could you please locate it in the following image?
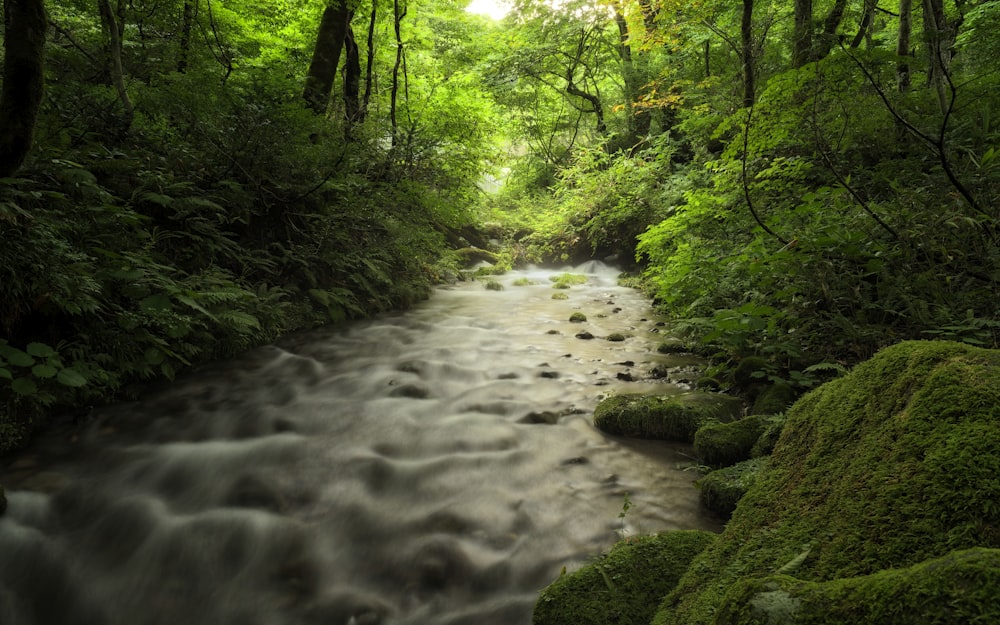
[0,262,721,625]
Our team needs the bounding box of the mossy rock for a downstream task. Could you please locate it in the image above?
[655,341,1000,625]
[607,333,626,342]
[455,246,499,267]
[482,278,504,291]
[569,312,587,323]
[549,273,588,288]
[697,457,765,518]
[731,356,769,387]
[750,381,796,415]
[533,531,717,625]
[693,415,769,468]
[656,339,689,354]
[593,392,743,442]
[695,377,721,390]
[714,548,1000,625]
[749,414,787,458]
[551,292,569,300]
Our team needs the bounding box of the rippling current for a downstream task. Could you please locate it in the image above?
[0,262,721,625]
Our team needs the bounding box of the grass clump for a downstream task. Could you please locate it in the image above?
[551,292,570,300]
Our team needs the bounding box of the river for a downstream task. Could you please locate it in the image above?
[0,262,721,625]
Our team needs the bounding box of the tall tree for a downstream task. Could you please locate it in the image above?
[742,0,756,106]
[0,0,47,178]
[303,0,354,114]
[98,0,134,128]
[897,0,913,91]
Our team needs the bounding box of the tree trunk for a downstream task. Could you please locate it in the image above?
[792,0,812,68]
[0,0,47,178]
[922,0,954,114]
[177,0,195,73]
[812,0,847,60]
[897,0,912,91]
[614,9,647,145]
[850,0,875,49]
[303,1,352,114]
[344,25,362,125]
[363,1,376,115]
[390,0,405,144]
[742,0,756,106]
[98,0,134,129]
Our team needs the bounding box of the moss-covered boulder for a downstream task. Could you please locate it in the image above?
[698,457,765,518]
[714,548,1000,625]
[455,246,498,267]
[750,380,796,415]
[693,415,769,468]
[569,312,587,323]
[533,531,717,625]
[654,341,1000,625]
[593,392,744,442]
[748,413,787,458]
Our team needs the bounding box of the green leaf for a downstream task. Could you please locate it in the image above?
[0,367,12,380]
[11,377,38,396]
[145,348,165,365]
[56,368,88,388]
[32,363,59,378]
[0,345,35,367]
[140,293,174,312]
[26,342,58,358]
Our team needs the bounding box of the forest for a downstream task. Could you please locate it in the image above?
[1,0,998,451]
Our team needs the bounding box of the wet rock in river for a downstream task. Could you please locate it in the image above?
[575,332,594,340]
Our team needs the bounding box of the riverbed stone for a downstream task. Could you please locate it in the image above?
[593,392,743,442]
[652,341,1000,625]
[533,531,716,625]
[575,331,594,340]
[569,312,587,323]
[606,333,626,342]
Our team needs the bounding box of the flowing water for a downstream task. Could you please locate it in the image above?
[0,262,722,625]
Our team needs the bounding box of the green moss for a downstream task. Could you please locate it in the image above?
[549,273,589,288]
[657,339,689,354]
[569,312,587,323]
[455,246,499,267]
[750,381,796,415]
[693,415,769,468]
[533,531,717,625]
[696,377,721,390]
[732,356,769,387]
[655,341,1000,625]
[551,292,570,300]
[512,277,537,286]
[483,278,504,291]
[715,548,1000,625]
[607,333,627,342]
[698,457,765,518]
[593,392,743,442]
[749,414,787,458]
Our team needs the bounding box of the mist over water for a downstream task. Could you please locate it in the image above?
[1,262,721,625]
